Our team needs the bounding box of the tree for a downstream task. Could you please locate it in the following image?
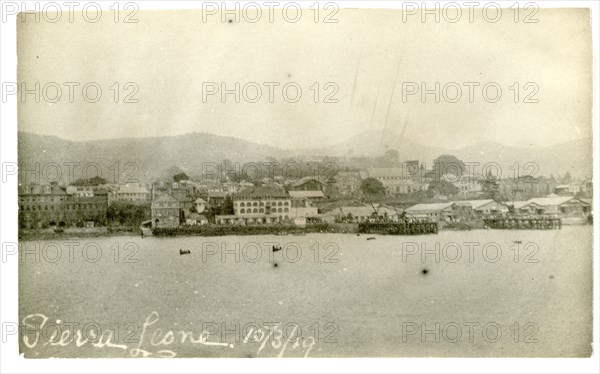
[361,178,386,196]
[480,170,500,199]
[107,202,150,227]
[173,172,190,183]
[433,155,466,178]
[427,180,459,197]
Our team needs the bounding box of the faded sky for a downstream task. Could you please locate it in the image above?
[17,7,592,150]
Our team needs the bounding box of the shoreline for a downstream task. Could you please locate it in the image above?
[18,221,590,240]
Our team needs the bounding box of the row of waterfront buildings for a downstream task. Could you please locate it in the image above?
[18,167,593,229]
[18,183,150,229]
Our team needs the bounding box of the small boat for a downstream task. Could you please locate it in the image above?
[272,245,282,252]
[513,240,522,244]
[367,237,376,241]
[179,249,191,255]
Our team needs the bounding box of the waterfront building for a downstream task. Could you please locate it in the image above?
[511,201,546,215]
[19,183,108,229]
[527,196,591,217]
[216,186,291,225]
[151,193,181,228]
[405,202,456,221]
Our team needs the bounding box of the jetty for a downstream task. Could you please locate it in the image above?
[484,217,562,230]
[358,221,438,235]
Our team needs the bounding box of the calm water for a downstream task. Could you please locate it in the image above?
[19,226,593,357]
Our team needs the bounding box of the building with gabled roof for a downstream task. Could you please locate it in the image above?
[460,199,509,214]
[528,196,591,216]
[290,177,324,191]
[288,190,325,199]
[405,202,455,220]
[510,201,546,215]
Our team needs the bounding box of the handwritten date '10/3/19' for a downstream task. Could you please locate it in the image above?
[20,311,339,358]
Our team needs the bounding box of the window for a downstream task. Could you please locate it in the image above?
[259,208,264,213]
[240,202,245,207]
[240,208,245,213]
[253,208,258,213]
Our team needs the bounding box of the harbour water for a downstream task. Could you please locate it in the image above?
[19,226,593,357]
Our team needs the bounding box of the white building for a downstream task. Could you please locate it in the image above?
[364,168,419,195]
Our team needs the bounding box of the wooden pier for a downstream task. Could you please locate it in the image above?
[483,217,561,230]
[358,221,439,235]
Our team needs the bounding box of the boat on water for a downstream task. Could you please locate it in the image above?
[272,245,282,252]
[367,237,376,241]
[179,249,191,255]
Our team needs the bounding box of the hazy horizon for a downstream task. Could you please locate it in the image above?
[17,128,592,152]
[18,8,593,150]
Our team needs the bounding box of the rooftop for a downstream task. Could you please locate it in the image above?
[289,190,325,199]
[235,186,288,199]
[455,199,497,209]
[19,184,67,195]
[512,201,543,209]
[292,176,324,187]
[405,202,455,212]
[528,196,587,206]
[117,184,149,194]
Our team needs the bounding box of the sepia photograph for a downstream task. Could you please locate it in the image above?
[1,1,598,373]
